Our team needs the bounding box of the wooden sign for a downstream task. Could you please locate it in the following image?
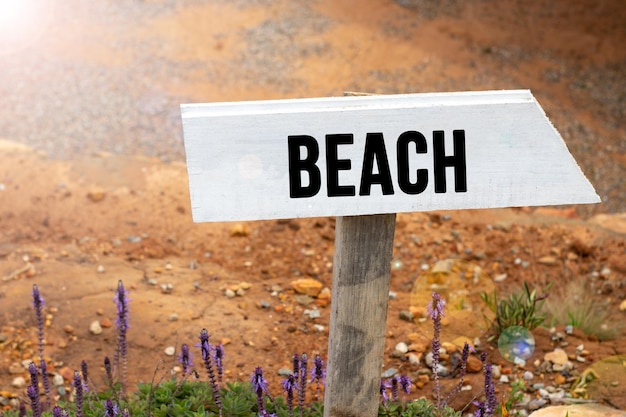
[181,90,599,223]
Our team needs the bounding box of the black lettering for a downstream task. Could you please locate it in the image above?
[397,131,428,194]
[326,134,356,197]
[359,133,394,196]
[433,130,467,193]
[288,135,321,198]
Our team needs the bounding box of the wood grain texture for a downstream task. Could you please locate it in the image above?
[323,214,396,417]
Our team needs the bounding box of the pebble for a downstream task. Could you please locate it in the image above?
[528,398,548,411]
[89,320,102,335]
[388,291,397,299]
[224,289,236,298]
[514,356,526,367]
[466,356,483,373]
[11,377,26,388]
[167,314,179,322]
[381,368,397,378]
[52,374,64,386]
[620,299,626,311]
[97,265,105,273]
[164,346,176,356]
[290,278,323,297]
[160,283,173,294]
[399,310,414,322]
[278,368,293,377]
[395,342,409,354]
[313,324,325,332]
[499,375,509,384]
[302,308,319,319]
[408,353,421,366]
[544,349,568,365]
[523,371,534,380]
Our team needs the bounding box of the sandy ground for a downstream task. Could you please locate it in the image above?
[1,0,626,414]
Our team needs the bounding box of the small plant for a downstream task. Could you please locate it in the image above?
[480,282,551,337]
[541,279,621,341]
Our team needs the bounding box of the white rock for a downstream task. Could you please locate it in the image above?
[395,342,409,354]
[492,364,501,378]
[408,353,421,366]
[514,356,526,367]
[499,375,509,384]
[523,371,534,380]
[97,265,105,273]
[224,289,236,298]
[164,346,176,356]
[11,376,26,388]
[544,348,568,365]
[52,374,64,386]
[89,320,103,335]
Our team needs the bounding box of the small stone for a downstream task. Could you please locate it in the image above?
[52,374,64,386]
[619,299,626,312]
[290,278,323,297]
[523,371,534,380]
[395,342,409,354]
[492,365,501,378]
[160,283,173,294]
[514,356,526,367]
[167,314,179,321]
[224,289,236,298]
[460,384,472,391]
[100,318,112,328]
[89,320,102,335]
[434,364,449,377]
[313,324,325,332]
[544,349,568,365]
[63,325,75,334]
[259,301,271,309]
[466,356,483,373]
[236,288,246,296]
[499,375,509,384]
[600,266,611,278]
[408,353,421,366]
[147,278,158,286]
[441,342,457,353]
[399,310,414,322]
[553,373,566,385]
[278,368,293,377]
[303,308,320,319]
[388,291,397,299]
[381,368,397,378]
[11,377,26,388]
[528,398,548,411]
[87,188,106,202]
[164,346,176,356]
[97,265,105,273]
[538,256,558,266]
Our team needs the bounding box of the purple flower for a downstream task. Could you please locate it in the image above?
[390,376,399,401]
[484,363,496,415]
[281,374,297,417]
[427,291,445,320]
[27,384,42,417]
[31,285,45,362]
[292,354,300,385]
[199,329,222,417]
[52,406,69,417]
[214,344,224,383]
[104,399,119,417]
[429,292,446,410]
[114,281,130,394]
[40,359,51,405]
[445,342,470,405]
[380,379,391,405]
[81,360,89,392]
[28,362,39,388]
[73,371,84,417]
[298,353,308,414]
[178,343,193,376]
[104,356,113,391]
[310,354,325,401]
[251,367,270,416]
[400,375,411,395]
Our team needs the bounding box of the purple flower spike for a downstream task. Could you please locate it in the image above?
[298,353,308,415]
[292,354,300,385]
[73,371,84,417]
[104,399,119,417]
[281,374,297,417]
[32,285,45,362]
[427,291,446,320]
[214,344,224,383]
[114,281,130,395]
[199,329,222,417]
[27,384,42,417]
[379,379,391,406]
[251,367,270,416]
[104,356,113,391]
[310,354,325,401]
[178,343,193,377]
[52,406,68,417]
[81,360,89,392]
[400,375,411,395]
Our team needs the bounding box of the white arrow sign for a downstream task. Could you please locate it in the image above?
[182,90,599,222]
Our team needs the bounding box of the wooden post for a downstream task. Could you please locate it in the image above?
[324,214,396,417]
